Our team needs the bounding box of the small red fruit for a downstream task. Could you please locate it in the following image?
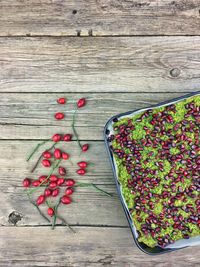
[42,159,51,167]
[62,152,69,160]
[39,175,48,184]
[57,178,65,186]
[77,161,87,168]
[52,188,60,197]
[47,207,54,217]
[61,195,71,205]
[57,97,66,104]
[76,169,86,175]
[50,175,58,182]
[36,195,45,205]
[23,178,31,188]
[55,112,64,120]
[44,188,52,197]
[65,179,75,187]
[65,187,74,195]
[52,134,62,142]
[77,98,86,108]
[59,166,66,175]
[32,180,40,187]
[42,151,52,159]
[49,181,57,188]
[81,144,89,152]
[54,149,62,159]
[63,134,72,141]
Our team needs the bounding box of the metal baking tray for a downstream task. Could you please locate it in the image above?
[104,91,200,255]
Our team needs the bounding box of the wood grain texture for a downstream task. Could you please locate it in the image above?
[1,37,200,92]
[0,227,199,267]
[0,0,200,36]
[0,140,128,227]
[1,92,198,140]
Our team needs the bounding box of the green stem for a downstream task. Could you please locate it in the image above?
[57,215,76,233]
[26,140,50,162]
[31,143,56,173]
[27,159,61,195]
[76,182,113,197]
[26,193,51,223]
[52,199,61,230]
[71,108,82,149]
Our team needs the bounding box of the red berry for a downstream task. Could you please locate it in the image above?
[77,98,86,108]
[39,175,48,184]
[65,179,75,187]
[77,161,87,168]
[76,169,86,175]
[57,178,65,186]
[32,180,40,187]
[52,188,60,197]
[42,151,52,159]
[63,134,72,141]
[50,175,58,182]
[81,144,89,152]
[65,187,74,195]
[62,152,69,160]
[57,97,66,105]
[61,195,71,205]
[59,166,66,176]
[52,134,62,142]
[54,149,62,159]
[42,159,51,167]
[23,178,31,188]
[49,181,57,188]
[36,195,45,205]
[44,188,52,197]
[47,207,54,217]
[55,112,64,120]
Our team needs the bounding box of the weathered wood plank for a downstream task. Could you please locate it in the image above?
[0,92,199,140]
[0,227,199,267]
[0,0,200,36]
[0,140,127,226]
[1,37,200,92]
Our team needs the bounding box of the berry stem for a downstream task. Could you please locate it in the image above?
[71,108,82,149]
[26,140,50,162]
[52,199,61,230]
[57,215,76,233]
[28,159,62,195]
[31,143,57,173]
[75,182,113,197]
[26,193,51,223]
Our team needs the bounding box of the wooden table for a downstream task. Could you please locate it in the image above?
[0,1,200,266]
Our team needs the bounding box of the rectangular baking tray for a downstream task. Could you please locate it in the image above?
[104,91,200,255]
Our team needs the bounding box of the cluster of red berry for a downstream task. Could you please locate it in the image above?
[22,97,98,227]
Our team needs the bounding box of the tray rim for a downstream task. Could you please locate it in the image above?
[103,90,200,255]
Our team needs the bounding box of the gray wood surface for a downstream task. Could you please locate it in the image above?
[0,227,199,267]
[1,92,196,140]
[1,37,200,93]
[1,0,200,266]
[0,0,200,36]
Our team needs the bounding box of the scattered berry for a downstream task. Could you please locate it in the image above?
[77,161,87,168]
[59,166,66,175]
[76,169,86,175]
[42,159,51,167]
[47,207,54,217]
[52,133,62,142]
[61,195,71,205]
[55,112,64,120]
[23,178,31,188]
[65,187,74,195]
[63,134,72,141]
[65,179,75,187]
[42,151,52,159]
[44,188,52,197]
[52,188,60,197]
[36,195,45,205]
[54,148,62,159]
[82,144,89,152]
[57,97,66,104]
[77,98,86,108]
[62,152,69,160]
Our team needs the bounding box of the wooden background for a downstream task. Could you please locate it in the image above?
[0,1,200,266]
